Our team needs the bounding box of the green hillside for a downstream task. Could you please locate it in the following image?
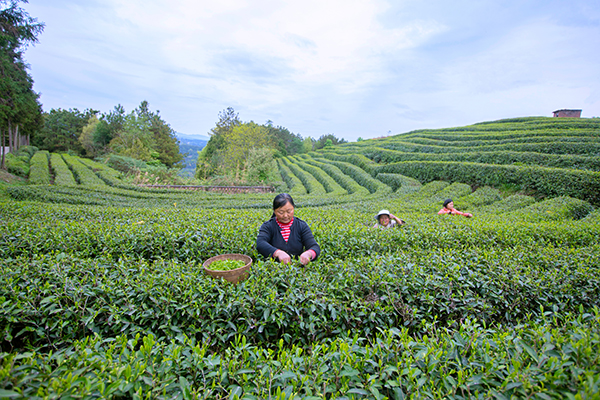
[1,117,599,399]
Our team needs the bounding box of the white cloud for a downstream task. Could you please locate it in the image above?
[24,0,600,139]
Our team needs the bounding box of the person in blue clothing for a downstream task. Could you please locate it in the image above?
[256,193,320,265]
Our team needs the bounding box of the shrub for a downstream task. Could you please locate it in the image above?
[277,159,306,196]
[375,161,600,205]
[282,157,327,195]
[28,151,51,185]
[50,153,77,186]
[375,172,421,193]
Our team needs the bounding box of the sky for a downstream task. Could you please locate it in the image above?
[20,0,600,141]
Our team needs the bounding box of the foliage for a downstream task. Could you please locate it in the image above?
[208,259,246,271]
[313,133,348,150]
[245,147,279,185]
[27,149,49,184]
[34,108,95,154]
[49,153,76,186]
[375,172,422,193]
[0,0,44,152]
[196,108,306,184]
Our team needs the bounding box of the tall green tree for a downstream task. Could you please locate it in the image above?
[196,107,241,179]
[150,114,182,168]
[34,108,96,154]
[218,121,273,179]
[0,0,44,168]
[93,104,125,149]
[107,101,182,167]
[264,120,303,156]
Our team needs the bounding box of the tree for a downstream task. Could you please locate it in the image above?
[109,105,154,161]
[34,108,95,154]
[0,0,44,168]
[104,101,182,167]
[218,121,273,179]
[93,104,125,148]
[195,107,241,178]
[245,147,278,184]
[314,133,347,150]
[264,120,303,156]
[79,115,101,157]
[302,137,314,153]
[150,114,182,168]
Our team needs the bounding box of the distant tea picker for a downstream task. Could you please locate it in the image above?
[373,209,406,228]
[438,199,472,218]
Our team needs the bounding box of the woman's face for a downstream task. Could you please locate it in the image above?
[379,214,390,226]
[274,202,295,224]
[446,201,454,209]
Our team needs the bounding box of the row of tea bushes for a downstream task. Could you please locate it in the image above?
[1,197,597,261]
[62,154,107,187]
[2,309,598,399]
[50,153,77,186]
[276,159,305,196]
[2,245,599,352]
[361,148,600,172]
[27,151,50,185]
[281,157,327,196]
[373,161,600,206]
[311,157,392,195]
[288,156,347,196]
[377,140,600,156]
[303,158,369,196]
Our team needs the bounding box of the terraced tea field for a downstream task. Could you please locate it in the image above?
[1,117,599,399]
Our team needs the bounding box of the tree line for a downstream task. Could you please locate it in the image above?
[195,107,346,184]
[0,0,44,169]
[34,102,183,168]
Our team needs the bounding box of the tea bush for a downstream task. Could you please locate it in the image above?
[50,153,77,186]
[27,151,50,185]
[375,173,422,193]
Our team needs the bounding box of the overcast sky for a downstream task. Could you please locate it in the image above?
[22,0,600,141]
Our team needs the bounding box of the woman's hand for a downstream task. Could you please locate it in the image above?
[299,250,313,265]
[390,214,405,225]
[274,250,292,264]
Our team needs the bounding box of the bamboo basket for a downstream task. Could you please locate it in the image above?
[203,253,252,284]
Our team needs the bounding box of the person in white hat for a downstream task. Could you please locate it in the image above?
[373,209,405,228]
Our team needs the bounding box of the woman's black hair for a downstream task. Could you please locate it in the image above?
[443,198,453,207]
[271,193,295,218]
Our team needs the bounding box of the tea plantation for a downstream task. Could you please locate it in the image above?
[1,117,599,399]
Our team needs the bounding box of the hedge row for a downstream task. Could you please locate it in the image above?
[302,158,369,196]
[375,173,422,193]
[361,148,600,172]
[288,156,347,196]
[276,159,306,196]
[313,157,392,195]
[62,154,107,187]
[27,151,50,185]
[3,146,37,178]
[374,161,600,205]
[376,140,600,156]
[403,134,599,148]
[2,242,600,352]
[50,153,77,186]
[281,157,327,196]
[77,157,132,188]
[318,152,378,175]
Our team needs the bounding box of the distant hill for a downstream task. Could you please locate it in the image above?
[176,133,208,177]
